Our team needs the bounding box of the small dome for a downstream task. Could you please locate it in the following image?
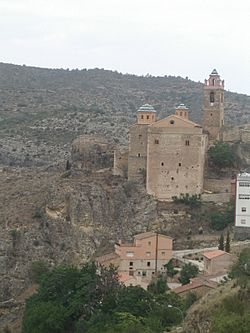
[211,69,218,75]
[175,103,189,110]
[137,104,156,112]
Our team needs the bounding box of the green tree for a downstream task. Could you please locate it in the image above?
[218,234,224,250]
[225,231,230,253]
[22,301,68,333]
[184,292,198,309]
[115,286,153,317]
[208,141,234,169]
[147,274,169,295]
[164,259,177,278]
[179,263,199,285]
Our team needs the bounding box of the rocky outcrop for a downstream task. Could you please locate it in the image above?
[71,135,114,171]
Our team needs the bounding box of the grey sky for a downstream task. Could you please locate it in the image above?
[0,0,249,94]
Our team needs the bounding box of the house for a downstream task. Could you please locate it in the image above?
[96,231,173,283]
[172,277,217,297]
[203,250,235,275]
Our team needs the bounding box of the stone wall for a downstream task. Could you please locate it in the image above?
[147,131,206,200]
[128,124,148,182]
[203,177,231,193]
[71,135,113,171]
[113,148,128,177]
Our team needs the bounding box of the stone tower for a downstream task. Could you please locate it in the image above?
[128,104,156,182]
[146,104,206,200]
[202,69,224,140]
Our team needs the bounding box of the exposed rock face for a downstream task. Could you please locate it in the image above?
[71,136,114,171]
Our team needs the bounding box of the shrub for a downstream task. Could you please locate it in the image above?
[208,141,234,169]
[172,193,201,208]
[179,263,199,285]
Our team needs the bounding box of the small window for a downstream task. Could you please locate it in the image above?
[161,251,166,256]
[242,207,246,212]
[138,271,141,275]
[241,219,246,225]
[148,241,151,246]
[139,134,142,138]
[146,252,151,256]
[129,271,134,276]
[180,111,183,116]
[210,113,213,116]
[147,262,151,267]
[161,162,164,166]
[185,140,190,146]
[147,115,149,120]
[141,115,144,119]
[210,91,215,103]
[137,153,141,157]
[179,163,181,166]
[152,115,154,120]
[142,271,147,276]
[170,120,175,125]
[129,262,133,266]
[171,177,174,181]
[155,139,159,144]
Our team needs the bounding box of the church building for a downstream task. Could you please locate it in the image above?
[116,70,225,201]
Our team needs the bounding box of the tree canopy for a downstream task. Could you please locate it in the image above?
[22,262,184,333]
[208,141,234,169]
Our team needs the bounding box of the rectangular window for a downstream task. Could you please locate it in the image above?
[241,219,246,225]
[129,271,134,276]
[146,252,151,256]
[155,139,159,144]
[129,262,133,266]
[126,252,134,257]
[239,182,250,187]
[242,207,246,212]
[239,194,250,200]
[142,271,147,276]
[147,262,151,267]
[161,251,166,256]
[148,241,151,246]
[185,140,190,146]
[147,115,149,119]
[141,115,144,119]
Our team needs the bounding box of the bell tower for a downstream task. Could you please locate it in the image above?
[202,69,224,140]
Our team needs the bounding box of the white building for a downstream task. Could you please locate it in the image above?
[235,173,250,228]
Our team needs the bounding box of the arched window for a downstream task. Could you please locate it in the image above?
[210,92,215,103]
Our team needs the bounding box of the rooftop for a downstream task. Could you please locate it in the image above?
[175,103,189,110]
[137,104,156,113]
[173,277,217,294]
[203,250,228,260]
[95,252,119,264]
[211,69,218,75]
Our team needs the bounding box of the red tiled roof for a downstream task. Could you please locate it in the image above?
[203,250,230,260]
[173,278,217,294]
[134,231,173,240]
[95,252,120,264]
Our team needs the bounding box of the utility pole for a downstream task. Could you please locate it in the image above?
[155,232,158,275]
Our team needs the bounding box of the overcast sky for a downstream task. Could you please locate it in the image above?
[0,0,249,94]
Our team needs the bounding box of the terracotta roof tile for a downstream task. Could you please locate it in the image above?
[203,250,230,260]
[173,278,217,294]
[95,252,120,264]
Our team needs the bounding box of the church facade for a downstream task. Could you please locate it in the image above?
[115,70,225,201]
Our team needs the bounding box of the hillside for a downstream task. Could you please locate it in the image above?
[1,62,250,167]
[0,62,250,331]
